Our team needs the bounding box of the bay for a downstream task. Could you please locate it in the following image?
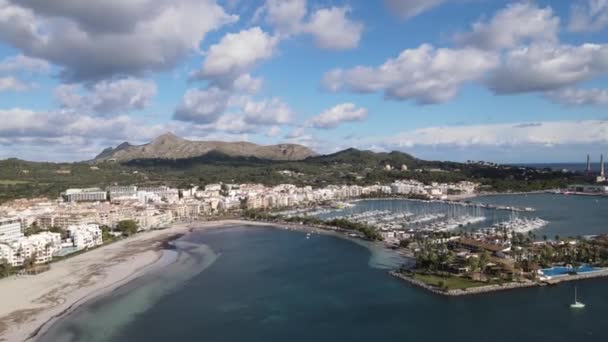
[39,222,608,342]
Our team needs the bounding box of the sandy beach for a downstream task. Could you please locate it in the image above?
[0,223,198,342]
[0,219,394,342]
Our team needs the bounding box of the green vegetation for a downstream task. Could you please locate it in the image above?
[0,259,14,278]
[101,226,119,243]
[24,225,69,239]
[412,272,491,291]
[116,220,139,236]
[0,148,583,203]
[511,234,608,269]
[242,210,383,241]
[23,224,43,236]
[0,180,29,185]
[325,218,383,241]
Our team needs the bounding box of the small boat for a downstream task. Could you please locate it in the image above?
[570,286,585,309]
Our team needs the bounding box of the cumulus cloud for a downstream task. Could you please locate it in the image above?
[232,73,263,94]
[384,0,445,19]
[261,0,307,36]
[0,0,237,81]
[0,76,30,92]
[309,103,368,129]
[0,108,169,142]
[174,85,294,128]
[0,107,175,161]
[193,27,278,86]
[258,0,363,50]
[323,44,499,104]
[304,7,363,50]
[546,88,608,106]
[242,97,294,125]
[455,2,559,50]
[486,43,608,94]
[569,0,608,32]
[174,87,231,124]
[0,54,50,74]
[55,78,157,116]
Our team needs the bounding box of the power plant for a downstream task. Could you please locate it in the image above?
[588,154,606,183]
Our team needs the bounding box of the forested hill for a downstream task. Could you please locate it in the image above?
[0,148,582,203]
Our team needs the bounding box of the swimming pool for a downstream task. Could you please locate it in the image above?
[541,265,602,277]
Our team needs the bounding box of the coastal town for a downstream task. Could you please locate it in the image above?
[0,179,477,269]
[1,174,608,298]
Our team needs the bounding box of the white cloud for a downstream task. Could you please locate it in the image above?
[487,43,608,94]
[384,0,445,19]
[323,44,498,104]
[261,0,307,36]
[304,7,363,50]
[309,103,368,129]
[173,87,231,124]
[455,2,559,50]
[55,78,157,116]
[193,27,278,86]
[266,126,282,137]
[242,97,294,125]
[0,0,237,81]
[0,107,174,161]
[0,76,30,92]
[569,0,608,32]
[0,54,50,74]
[232,73,263,94]
[378,120,608,149]
[174,86,293,127]
[546,88,608,106]
[0,108,168,142]
[258,0,363,50]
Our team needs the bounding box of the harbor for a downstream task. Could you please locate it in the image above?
[287,198,549,236]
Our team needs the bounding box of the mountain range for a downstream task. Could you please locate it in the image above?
[94,133,316,162]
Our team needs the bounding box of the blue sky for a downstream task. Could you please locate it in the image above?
[0,0,607,163]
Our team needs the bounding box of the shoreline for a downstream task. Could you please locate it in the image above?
[4,217,607,341]
[0,219,347,342]
[389,268,608,297]
[0,223,197,342]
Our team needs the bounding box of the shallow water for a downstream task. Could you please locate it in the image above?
[39,224,608,342]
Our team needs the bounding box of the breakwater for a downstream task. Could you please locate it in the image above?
[390,267,608,297]
[388,271,538,296]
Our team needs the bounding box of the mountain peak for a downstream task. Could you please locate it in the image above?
[151,132,182,145]
[92,133,316,162]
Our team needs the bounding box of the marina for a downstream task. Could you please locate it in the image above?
[303,198,547,235]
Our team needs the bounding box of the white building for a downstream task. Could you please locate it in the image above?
[108,186,138,202]
[63,188,107,202]
[67,224,103,250]
[0,232,61,267]
[0,217,22,243]
[138,186,179,203]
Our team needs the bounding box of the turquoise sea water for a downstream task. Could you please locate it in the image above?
[39,221,608,342]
